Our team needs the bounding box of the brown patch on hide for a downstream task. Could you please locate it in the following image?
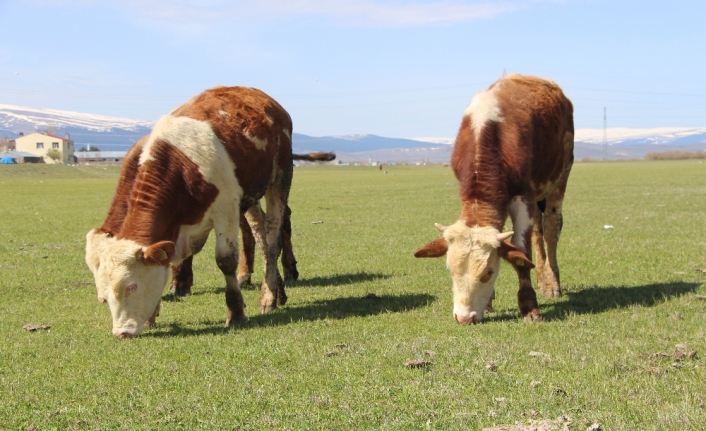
[170,86,293,208]
[118,140,219,245]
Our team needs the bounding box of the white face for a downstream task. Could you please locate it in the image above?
[96,239,170,338]
[443,223,502,324]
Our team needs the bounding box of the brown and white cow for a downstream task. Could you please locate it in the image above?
[87,143,334,309]
[86,86,294,337]
[415,74,574,323]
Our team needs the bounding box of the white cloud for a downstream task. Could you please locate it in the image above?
[120,0,518,27]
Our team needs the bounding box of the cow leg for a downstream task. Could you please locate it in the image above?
[258,166,292,313]
[539,175,569,298]
[214,210,247,326]
[508,195,541,322]
[169,232,209,297]
[238,212,256,286]
[280,205,299,282]
[532,204,551,298]
[242,203,278,313]
[170,256,194,297]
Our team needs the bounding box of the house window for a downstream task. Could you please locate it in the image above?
[36,143,44,149]
[52,142,59,149]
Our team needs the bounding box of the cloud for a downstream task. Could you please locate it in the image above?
[121,0,518,27]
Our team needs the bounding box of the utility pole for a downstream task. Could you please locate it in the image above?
[603,107,607,161]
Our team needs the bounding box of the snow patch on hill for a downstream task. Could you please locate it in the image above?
[0,103,154,132]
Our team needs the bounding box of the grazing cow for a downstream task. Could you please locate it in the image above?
[86,86,295,337]
[414,74,574,323]
[88,144,334,304]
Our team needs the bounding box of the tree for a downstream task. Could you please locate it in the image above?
[46,148,61,162]
[79,145,100,152]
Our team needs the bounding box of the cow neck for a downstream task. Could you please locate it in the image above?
[459,199,505,231]
[453,120,507,231]
[117,140,219,246]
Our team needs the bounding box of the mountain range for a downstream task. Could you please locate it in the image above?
[2,103,705,162]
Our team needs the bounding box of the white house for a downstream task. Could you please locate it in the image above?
[14,132,75,164]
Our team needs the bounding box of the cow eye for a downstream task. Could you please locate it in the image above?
[125,283,138,296]
[480,269,494,283]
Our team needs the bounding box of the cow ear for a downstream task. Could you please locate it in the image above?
[140,241,176,266]
[414,237,449,258]
[498,240,535,269]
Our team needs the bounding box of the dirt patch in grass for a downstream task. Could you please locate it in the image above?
[482,415,575,431]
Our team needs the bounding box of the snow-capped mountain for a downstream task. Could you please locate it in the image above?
[575,127,706,146]
[0,103,154,132]
[0,104,154,151]
[414,127,706,148]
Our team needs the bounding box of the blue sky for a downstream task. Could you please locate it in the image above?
[1,0,705,138]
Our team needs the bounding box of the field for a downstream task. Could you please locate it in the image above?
[1,160,705,430]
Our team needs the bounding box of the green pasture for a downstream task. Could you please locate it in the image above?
[0,160,705,430]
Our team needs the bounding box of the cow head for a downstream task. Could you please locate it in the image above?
[92,237,175,338]
[414,221,533,324]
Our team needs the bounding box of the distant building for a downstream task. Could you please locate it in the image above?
[14,132,75,164]
[0,150,45,163]
[74,151,128,164]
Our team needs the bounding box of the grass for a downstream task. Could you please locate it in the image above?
[0,160,705,430]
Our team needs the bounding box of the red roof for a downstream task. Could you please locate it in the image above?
[34,132,73,141]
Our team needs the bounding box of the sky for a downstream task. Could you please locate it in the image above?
[1,0,705,139]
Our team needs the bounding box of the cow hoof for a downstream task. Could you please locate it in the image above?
[276,293,288,307]
[259,303,277,314]
[284,269,299,282]
[225,315,248,326]
[237,273,252,287]
[540,289,561,299]
[523,310,542,323]
[171,283,192,297]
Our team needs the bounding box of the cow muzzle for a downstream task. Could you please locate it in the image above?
[454,312,478,324]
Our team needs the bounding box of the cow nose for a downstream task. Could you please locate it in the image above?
[454,313,477,324]
[116,332,133,339]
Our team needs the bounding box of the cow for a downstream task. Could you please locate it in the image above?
[414,74,574,324]
[87,144,334,314]
[86,86,296,338]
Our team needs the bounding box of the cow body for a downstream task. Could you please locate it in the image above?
[86,86,293,337]
[415,74,574,323]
